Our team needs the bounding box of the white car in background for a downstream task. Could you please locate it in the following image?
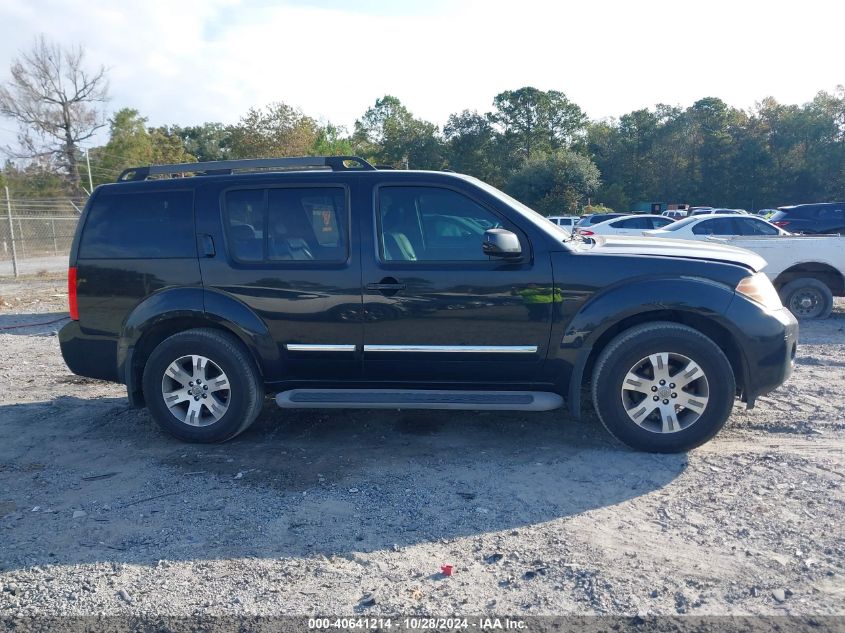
[689,207,749,216]
[547,215,579,232]
[644,214,789,239]
[580,214,675,236]
[643,214,845,319]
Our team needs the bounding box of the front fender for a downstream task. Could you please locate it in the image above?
[564,276,735,350]
[559,276,738,418]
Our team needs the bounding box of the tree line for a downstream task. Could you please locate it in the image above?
[1,37,843,213]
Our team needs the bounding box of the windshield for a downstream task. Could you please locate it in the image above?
[657,216,700,231]
[461,176,581,245]
[470,178,544,218]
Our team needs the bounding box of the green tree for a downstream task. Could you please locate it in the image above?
[227,102,318,159]
[169,122,231,162]
[353,96,444,169]
[491,87,586,162]
[312,122,355,156]
[505,150,600,215]
[443,110,502,184]
[0,159,69,197]
[88,108,195,185]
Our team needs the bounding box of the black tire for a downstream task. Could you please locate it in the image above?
[590,322,735,453]
[779,277,833,320]
[142,328,264,443]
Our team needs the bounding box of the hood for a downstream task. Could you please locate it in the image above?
[583,235,767,271]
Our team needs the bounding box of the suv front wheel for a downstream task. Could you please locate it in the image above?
[591,322,735,453]
[142,328,264,442]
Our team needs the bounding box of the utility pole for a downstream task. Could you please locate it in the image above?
[5,186,18,278]
[85,149,94,193]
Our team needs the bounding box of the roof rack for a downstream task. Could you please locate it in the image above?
[116,155,376,182]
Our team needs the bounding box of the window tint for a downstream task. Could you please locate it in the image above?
[737,218,779,235]
[660,216,698,231]
[226,189,264,262]
[225,187,347,263]
[614,217,650,229]
[650,217,674,228]
[79,190,195,259]
[692,218,735,235]
[378,186,510,262]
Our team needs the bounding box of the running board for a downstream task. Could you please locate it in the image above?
[275,389,564,411]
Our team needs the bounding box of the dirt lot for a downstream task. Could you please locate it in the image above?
[0,278,843,622]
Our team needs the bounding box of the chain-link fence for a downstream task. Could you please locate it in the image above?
[1,189,86,277]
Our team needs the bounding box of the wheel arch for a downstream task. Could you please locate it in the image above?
[581,310,747,403]
[772,262,845,297]
[562,277,751,418]
[119,288,279,407]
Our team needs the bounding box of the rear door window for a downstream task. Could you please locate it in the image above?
[649,217,674,228]
[79,190,195,259]
[614,217,650,229]
[737,218,779,235]
[692,218,734,235]
[224,186,348,263]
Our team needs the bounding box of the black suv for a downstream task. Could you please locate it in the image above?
[60,156,798,452]
[770,203,845,234]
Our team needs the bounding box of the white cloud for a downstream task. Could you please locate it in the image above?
[0,0,842,152]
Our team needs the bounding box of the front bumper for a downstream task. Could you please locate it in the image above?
[725,298,798,407]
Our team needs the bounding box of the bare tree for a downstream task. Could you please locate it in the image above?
[0,35,108,193]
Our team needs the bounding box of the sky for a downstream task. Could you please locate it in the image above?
[0,0,843,150]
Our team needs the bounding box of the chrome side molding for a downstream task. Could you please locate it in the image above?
[285,344,538,353]
[285,344,357,352]
[363,345,537,353]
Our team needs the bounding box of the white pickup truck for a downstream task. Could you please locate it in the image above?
[708,235,845,319]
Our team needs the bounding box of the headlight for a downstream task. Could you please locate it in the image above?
[736,272,782,310]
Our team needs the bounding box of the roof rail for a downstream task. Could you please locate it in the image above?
[116,155,376,182]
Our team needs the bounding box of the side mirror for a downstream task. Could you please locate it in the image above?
[482,228,522,259]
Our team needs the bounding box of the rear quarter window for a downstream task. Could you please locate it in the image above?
[79,190,195,259]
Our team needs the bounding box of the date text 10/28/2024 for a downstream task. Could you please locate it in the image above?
[308,617,526,630]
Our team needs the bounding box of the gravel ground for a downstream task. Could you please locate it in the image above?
[0,279,843,623]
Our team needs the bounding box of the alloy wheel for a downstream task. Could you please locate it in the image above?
[620,352,710,434]
[160,355,231,427]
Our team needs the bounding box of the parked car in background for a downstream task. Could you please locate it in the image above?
[662,210,688,221]
[573,213,628,234]
[770,203,845,235]
[756,209,778,219]
[690,208,748,216]
[645,214,790,240]
[580,214,674,236]
[646,215,844,319]
[547,215,579,232]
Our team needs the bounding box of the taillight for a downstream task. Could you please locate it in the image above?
[579,230,595,236]
[68,267,79,321]
[772,220,790,228]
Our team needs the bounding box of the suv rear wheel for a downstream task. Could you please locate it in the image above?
[591,322,735,453]
[142,328,264,442]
